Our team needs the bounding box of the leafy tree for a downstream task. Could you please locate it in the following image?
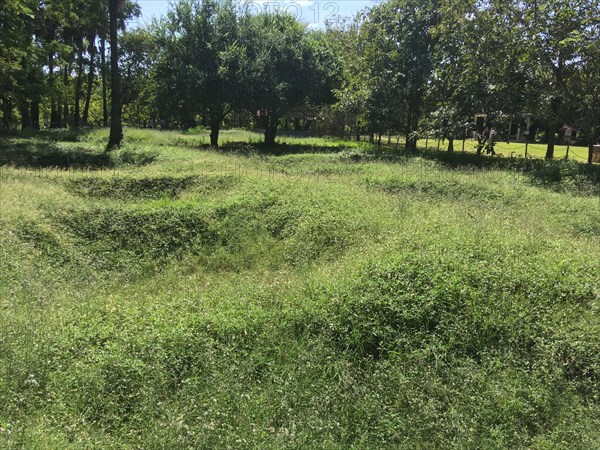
[429,0,528,152]
[240,12,326,146]
[519,0,600,159]
[328,18,368,140]
[304,29,343,108]
[571,37,600,163]
[154,0,241,146]
[358,0,438,150]
[99,0,139,127]
[0,0,35,130]
[120,29,158,126]
[0,0,139,131]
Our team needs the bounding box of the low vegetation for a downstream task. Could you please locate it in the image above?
[1,129,599,448]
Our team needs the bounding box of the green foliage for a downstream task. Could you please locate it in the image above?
[359,0,438,148]
[120,29,159,127]
[240,12,333,145]
[154,0,241,141]
[2,0,599,162]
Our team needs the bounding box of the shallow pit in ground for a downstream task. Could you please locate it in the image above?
[66,175,198,200]
[66,174,236,200]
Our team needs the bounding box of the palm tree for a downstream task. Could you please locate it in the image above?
[107,0,122,149]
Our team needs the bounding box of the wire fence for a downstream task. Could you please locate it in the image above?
[418,139,591,162]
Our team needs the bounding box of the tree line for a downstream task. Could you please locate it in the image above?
[1,0,599,159]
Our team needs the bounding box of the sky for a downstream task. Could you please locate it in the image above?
[133,0,377,29]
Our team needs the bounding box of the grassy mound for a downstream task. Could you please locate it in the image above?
[1,129,598,448]
[330,253,598,383]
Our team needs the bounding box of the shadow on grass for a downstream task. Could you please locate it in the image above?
[0,140,113,169]
[415,148,600,194]
[2,130,597,194]
[213,139,599,195]
[240,137,599,193]
[215,141,348,156]
[0,128,159,169]
[10,127,95,143]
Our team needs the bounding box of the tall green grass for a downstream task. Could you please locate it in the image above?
[0,129,599,448]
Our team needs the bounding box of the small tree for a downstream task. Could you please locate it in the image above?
[570,31,600,163]
[154,0,241,146]
[240,12,323,146]
[429,0,528,154]
[120,29,159,127]
[359,0,438,151]
[519,0,600,159]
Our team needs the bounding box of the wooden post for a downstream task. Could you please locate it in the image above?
[462,139,465,152]
[565,145,569,161]
[525,142,528,158]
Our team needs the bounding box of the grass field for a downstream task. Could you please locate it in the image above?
[419,138,591,162]
[1,128,599,448]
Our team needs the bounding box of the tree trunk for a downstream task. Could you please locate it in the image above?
[107,0,123,150]
[405,103,420,153]
[62,66,69,128]
[74,43,84,126]
[20,101,32,129]
[545,123,557,159]
[49,53,60,129]
[264,120,278,146]
[406,135,417,152]
[405,114,413,152]
[31,100,40,130]
[447,138,454,153]
[100,38,108,128]
[51,101,59,128]
[83,37,96,125]
[1,100,13,130]
[63,103,69,128]
[210,119,220,147]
